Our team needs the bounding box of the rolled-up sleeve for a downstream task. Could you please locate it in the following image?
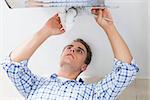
[0,55,39,98]
[93,58,139,100]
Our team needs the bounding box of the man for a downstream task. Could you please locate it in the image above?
[1,8,139,100]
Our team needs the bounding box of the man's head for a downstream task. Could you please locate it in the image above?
[60,38,92,74]
[73,39,92,65]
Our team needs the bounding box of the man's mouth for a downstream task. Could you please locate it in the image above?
[66,54,74,59]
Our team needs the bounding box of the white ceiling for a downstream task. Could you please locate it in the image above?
[1,0,149,78]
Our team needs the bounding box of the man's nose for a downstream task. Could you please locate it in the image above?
[70,48,75,53]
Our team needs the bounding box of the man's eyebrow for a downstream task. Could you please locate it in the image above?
[64,45,86,53]
[65,45,73,48]
[63,45,73,50]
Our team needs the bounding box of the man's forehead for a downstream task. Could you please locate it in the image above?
[69,42,85,48]
[68,42,87,52]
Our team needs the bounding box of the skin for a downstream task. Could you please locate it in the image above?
[58,42,88,79]
[26,0,44,7]
[91,8,132,63]
[10,8,132,80]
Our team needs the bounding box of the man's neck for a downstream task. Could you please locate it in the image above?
[57,67,80,80]
[57,71,77,80]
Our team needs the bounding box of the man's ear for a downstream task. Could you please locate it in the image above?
[81,64,88,71]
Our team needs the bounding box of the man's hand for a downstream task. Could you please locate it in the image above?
[10,13,65,62]
[40,13,65,37]
[26,0,44,7]
[91,8,114,31]
[91,8,132,64]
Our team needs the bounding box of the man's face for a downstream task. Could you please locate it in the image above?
[60,41,88,72]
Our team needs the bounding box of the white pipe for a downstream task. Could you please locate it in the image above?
[59,7,78,32]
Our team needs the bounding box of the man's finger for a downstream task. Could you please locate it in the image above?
[56,16,61,22]
[57,28,65,34]
[26,0,44,7]
[105,8,113,19]
[91,8,104,20]
[102,8,113,21]
[91,9,99,15]
[103,17,113,22]
[98,9,103,18]
[60,28,65,33]
[58,23,63,29]
[53,13,59,18]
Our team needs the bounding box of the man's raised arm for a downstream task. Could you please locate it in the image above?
[91,8,139,99]
[91,8,132,64]
[11,13,65,62]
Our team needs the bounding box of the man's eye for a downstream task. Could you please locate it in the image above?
[67,46,71,49]
[76,49,82,54]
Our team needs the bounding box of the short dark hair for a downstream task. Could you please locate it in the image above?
[73,38,92,65]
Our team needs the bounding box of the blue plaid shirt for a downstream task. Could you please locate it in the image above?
[1,56,139,100]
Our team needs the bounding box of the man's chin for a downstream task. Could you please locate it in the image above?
[64,57,74,63]
[62,61,72,66]
[60,59,73,67]
[60,56,75,67]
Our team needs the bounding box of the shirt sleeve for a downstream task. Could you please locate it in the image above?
[0,55,40,98]
[93,58,139,100]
